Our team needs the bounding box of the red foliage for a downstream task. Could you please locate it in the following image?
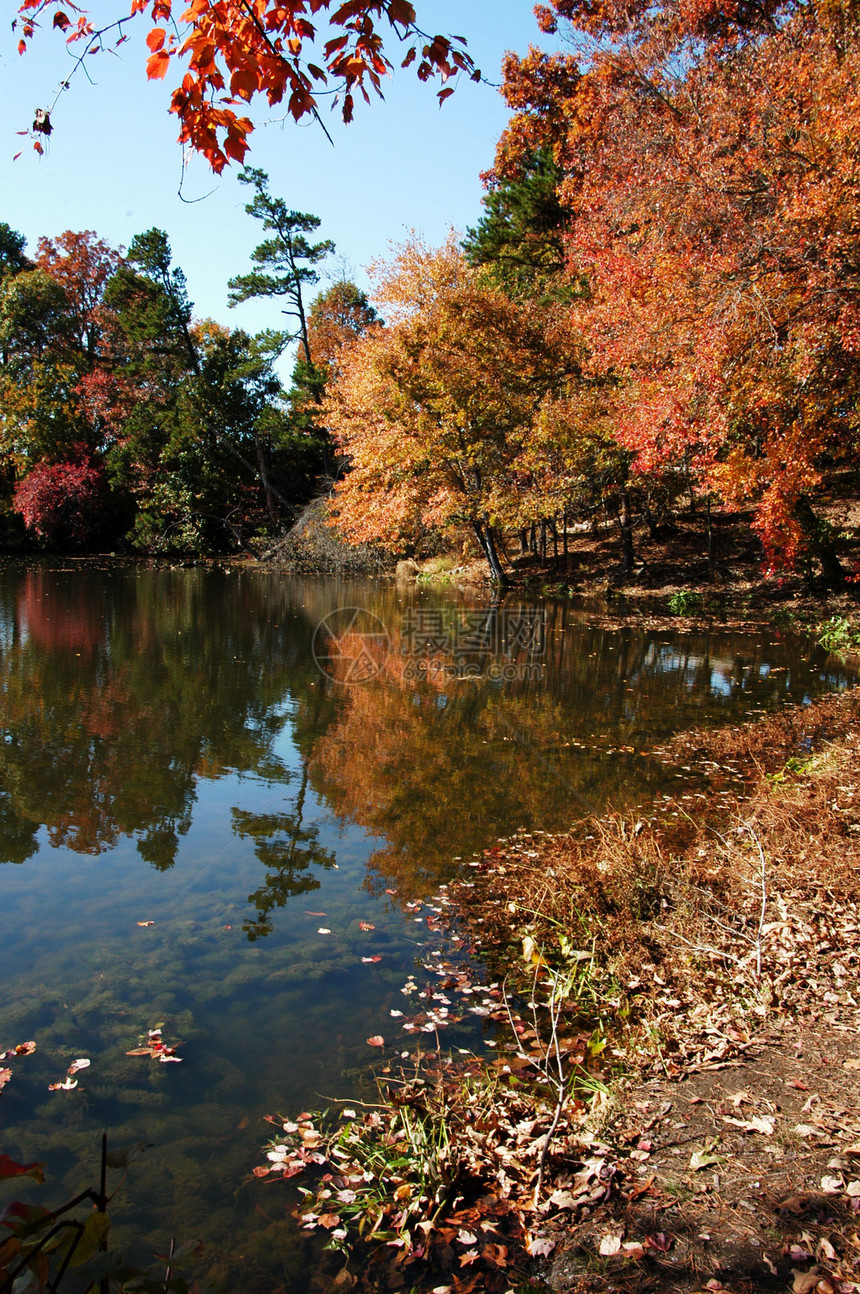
[16,0,478,172]
[13,457,107,545]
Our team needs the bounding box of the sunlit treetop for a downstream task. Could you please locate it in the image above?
[14,0,480,172]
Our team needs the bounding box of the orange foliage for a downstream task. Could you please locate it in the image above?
[496,0,860,571]
[16,0,477,171]
[326,235,581,562]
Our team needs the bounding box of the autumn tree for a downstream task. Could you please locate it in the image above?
[13,455,107,547]
[286,279,380,467]
[16,1,479,172]
[494,0,860,580]
[327,236,582,583]
[0,231,119,479]
[306,279,380,379]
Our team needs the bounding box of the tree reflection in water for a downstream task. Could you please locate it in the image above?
[0,562,851,930]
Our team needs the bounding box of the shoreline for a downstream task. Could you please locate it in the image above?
[273,686,860,1294]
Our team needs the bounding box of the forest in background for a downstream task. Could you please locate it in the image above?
[4,0,860,591]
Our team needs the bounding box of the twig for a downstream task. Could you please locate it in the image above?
[651,923,743,963]
[740,821,768,980]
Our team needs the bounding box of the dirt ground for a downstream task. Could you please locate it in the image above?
[544,1023,860,1294]
[406,489,860,636]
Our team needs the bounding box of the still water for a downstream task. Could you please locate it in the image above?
[0,562,853,1287]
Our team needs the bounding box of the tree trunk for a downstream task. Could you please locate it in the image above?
[794,496,844,587]
[473,520,509,587]
[642,494,660,540]
[617,492,635,574]
[254,436,279,526]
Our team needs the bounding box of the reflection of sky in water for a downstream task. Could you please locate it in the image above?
[0,564,855,1289]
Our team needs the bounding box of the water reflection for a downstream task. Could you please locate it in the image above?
[0,564,851,913]
[0,562,853,1288]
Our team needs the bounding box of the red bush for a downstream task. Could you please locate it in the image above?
[13,458,106,546]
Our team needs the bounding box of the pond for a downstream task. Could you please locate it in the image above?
[0,562,853,1289]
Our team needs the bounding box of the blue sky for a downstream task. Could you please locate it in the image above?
[2,2,554,341]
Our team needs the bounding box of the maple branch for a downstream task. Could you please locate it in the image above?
[45,14,136,119]
[232,0,335,144]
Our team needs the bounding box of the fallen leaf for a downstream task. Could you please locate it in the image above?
[136,920,155,927]
[723,1115,776,1135]
[525,1235,555,1258]
[778,1194,815,1216]
[361,955,382,963]
[48,1078,78,1091]
[820,1175,843,1193]
[366,1036,385,1047]
[0,1068,11,1090]
[599,1234,622,1256]
[318,927,332,935]
[358,921,375,931]
[67,1058,90,1074]
[690,1144,722,1171]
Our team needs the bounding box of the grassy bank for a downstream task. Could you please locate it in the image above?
[260,688,860,1294]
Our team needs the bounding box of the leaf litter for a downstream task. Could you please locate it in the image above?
[250,690,860,1294]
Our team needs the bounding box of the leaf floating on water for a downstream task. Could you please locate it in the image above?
[0,1068,12,1090]
[127,1026,183,1062]
[361,955,382,963]
[358,921,375,931]
[366,1036,385,1047]
[67,1058,90,1075]
[0,1041,36,1060]
[305,911,327,917]
[48,1077,78,1091]
[318,927,332,935]
[136,920,155,928]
